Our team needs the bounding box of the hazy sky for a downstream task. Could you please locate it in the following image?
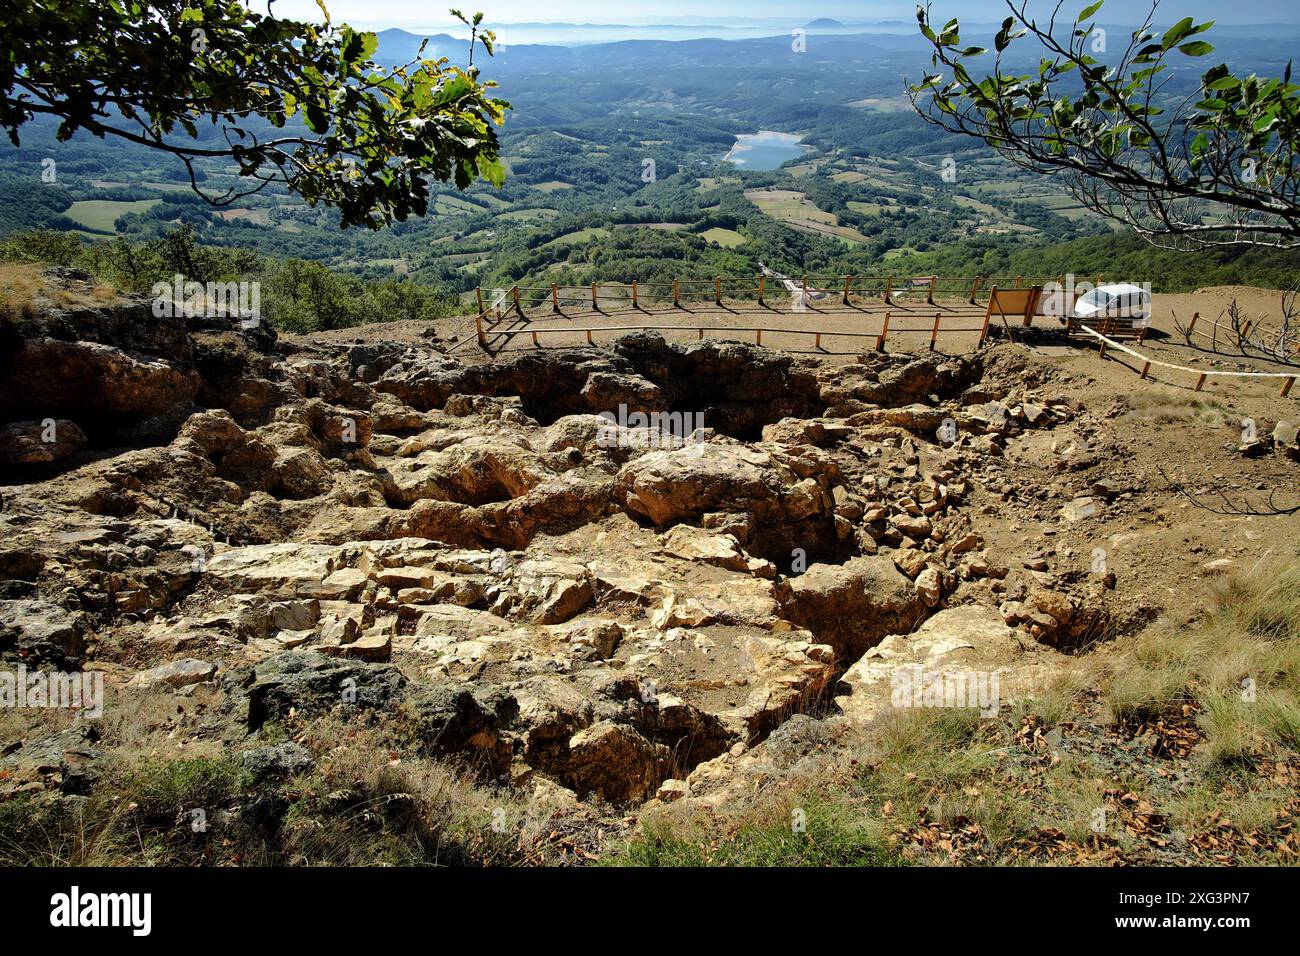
[272,0,1300,29]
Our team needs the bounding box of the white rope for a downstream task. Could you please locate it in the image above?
[1077,324,1299,386]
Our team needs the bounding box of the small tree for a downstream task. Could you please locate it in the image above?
[2,2,509,228]
[909,0,1300,249]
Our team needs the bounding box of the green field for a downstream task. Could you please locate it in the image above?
[434,195,485,215]
[66,199,160,233]
[496,208,559,222]
[542,227,610,248]
[745,188,869,244]
[700,227,746,248]
[847,200,895,216]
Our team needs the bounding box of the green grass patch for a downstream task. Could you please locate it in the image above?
[700,227,746,248]
[65,199,160,233]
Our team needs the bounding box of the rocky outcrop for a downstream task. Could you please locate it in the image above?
[616,441,845,562]
[0,598,88,667]
[0,279,276,452]
[243,651,407,728]
[0,419,86,464]
[775,556,929,662]
[1,299,1151,819]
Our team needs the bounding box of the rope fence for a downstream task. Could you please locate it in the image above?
[1179,311,1300,356]
[1078,324,1298,397]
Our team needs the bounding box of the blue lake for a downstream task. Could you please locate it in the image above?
[724,131,805,171]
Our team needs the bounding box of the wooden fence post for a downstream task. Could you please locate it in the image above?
[673,279,680,308]
[877,312,890,351]
[632,281,638,309]
[715,277,722,304]
[476,310,485,345]
[977,286,996,348]
[591,282,598,310]
[1013,275,1022,289]
[883,275,893,302]
[551,284,559,313]
[1283,377,1297,398]
[927,274,937,304]
[969,275,981,303]
[842,275,852,306]
[757,275,765,305]
[511,286,520,315]
[476,286,484,313]
[930,313,940,351]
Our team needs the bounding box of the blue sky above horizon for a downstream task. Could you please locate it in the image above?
[273,0,1300,30]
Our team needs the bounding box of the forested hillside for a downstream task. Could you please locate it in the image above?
[4,25,1299,330]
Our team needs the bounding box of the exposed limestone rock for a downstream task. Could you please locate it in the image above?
[833,605,1059,724]
[0,599,88,667]
[0,419,87,465]
[129,658,218,689]
[2,301,1150,819]
[776,556,928,661]
[244,651,406,728]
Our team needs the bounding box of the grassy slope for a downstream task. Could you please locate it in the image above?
[609,566,1300,867]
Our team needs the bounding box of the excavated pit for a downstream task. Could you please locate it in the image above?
[4,293,1118,809]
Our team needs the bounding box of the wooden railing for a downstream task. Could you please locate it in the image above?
[470,272,1093,317]
[493,311,992,352]
[468,273,1082,344]
[459,272,1299,400]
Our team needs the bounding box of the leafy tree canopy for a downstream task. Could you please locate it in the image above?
[910,0,1300,249]
[1,1,509,228]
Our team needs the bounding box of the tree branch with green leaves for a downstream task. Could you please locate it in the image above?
[1,1,510,228]
[908,0,1300,249]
